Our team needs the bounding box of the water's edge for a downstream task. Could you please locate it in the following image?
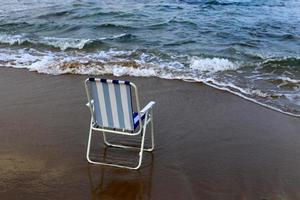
[1,61,299,118]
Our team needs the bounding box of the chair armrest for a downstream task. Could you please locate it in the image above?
[86,99,94,107]
[141,101,155,114]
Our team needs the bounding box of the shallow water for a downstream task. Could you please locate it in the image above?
[0,0,300,115]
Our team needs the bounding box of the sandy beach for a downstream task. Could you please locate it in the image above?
[0,67,300,199]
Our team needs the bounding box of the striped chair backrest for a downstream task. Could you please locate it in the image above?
[89,78,135,131]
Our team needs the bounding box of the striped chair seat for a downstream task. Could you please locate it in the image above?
[89,78,145,131]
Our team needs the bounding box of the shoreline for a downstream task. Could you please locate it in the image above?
[1,67,300,199]
[202,80,300,118]
[1,60,299,118]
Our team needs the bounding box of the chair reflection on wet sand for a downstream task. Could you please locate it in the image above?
[87,148,154,200]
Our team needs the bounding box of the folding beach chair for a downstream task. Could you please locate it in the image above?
[84,78,155,170]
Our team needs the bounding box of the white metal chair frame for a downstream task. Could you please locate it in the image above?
[84,78,155,170]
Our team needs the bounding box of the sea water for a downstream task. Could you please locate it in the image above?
[0,0,299,116]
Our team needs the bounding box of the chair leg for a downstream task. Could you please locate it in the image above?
[148,110,155,151]
[86,119,94,164]
[86,119,148,170]
[134,123,147,169]
[102,112,155,152]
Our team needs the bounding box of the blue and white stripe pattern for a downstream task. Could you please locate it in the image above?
[89,78,135,131]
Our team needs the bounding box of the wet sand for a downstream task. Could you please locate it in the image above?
[0,67,300,200]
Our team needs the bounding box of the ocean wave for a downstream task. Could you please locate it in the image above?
[93,23,137,29]
[164,40,196,47]
[281,34,300,41]
[204,0,284,7]
[68,10,135,19]
[146,18,198,29]
[189,57,240,72]
[0,34,92,50]
[261,57,300,68]
[0,34,133,50]
[0,22,32,29]
[0,34,27,45]
[37,10,74,19]
[229,41,258,48]
[0,48,299,117]
[202,80,300,117]
[0,48,241,75]
[272,77,300,89]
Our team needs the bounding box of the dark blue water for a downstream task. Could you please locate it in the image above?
[0,0,300,115]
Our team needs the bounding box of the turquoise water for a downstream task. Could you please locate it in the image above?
[0,0,300,115]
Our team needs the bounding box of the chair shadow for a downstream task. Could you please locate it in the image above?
[87,148,154,200]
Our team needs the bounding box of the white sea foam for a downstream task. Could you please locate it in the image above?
[0,34,28,45]
[111,66,157,77]
[276,77,300,89]
[0,34,90,50]
[42,37,91,50]
[0,33,130,51]
[189,57,239,72]
[0,48,299,117]
[99,33,128,40]
[279,77,300,84]
[201,80,300,117]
